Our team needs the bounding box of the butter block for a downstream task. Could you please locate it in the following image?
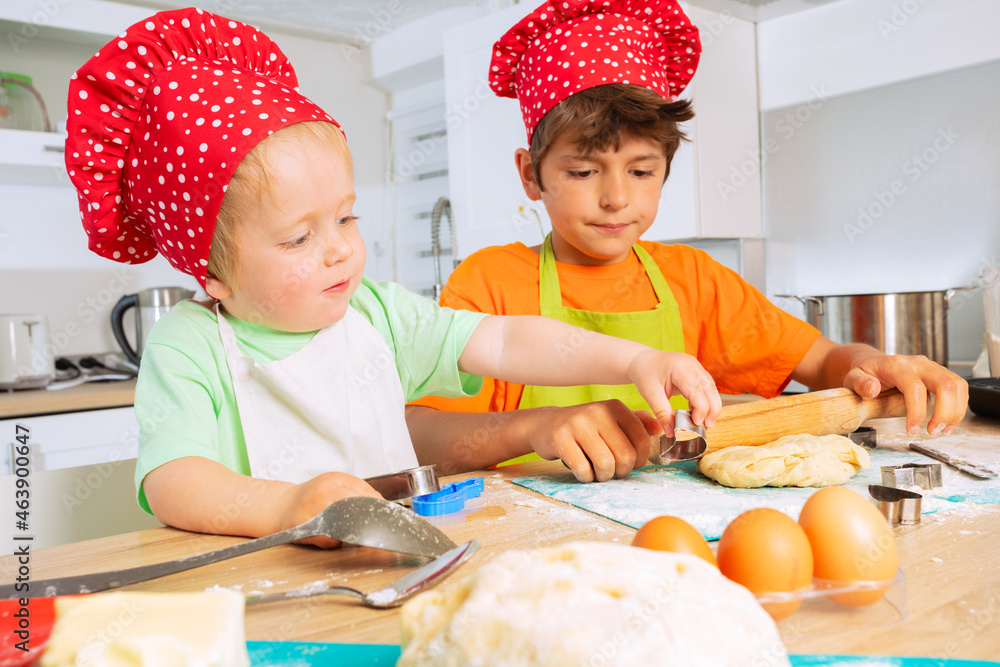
[41,590,250,667]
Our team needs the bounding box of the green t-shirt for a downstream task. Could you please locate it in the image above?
[133,277,487,513]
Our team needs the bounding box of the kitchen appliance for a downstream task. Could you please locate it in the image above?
[48,353,137,391]
[111,287,196,366]
[0,314,54,390]
[968,377,1000,420]
[980,267,1000,376]
[778,289,973,367]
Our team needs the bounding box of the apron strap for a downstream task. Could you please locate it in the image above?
[538,233,563,312]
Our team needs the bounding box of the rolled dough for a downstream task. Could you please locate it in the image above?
[697,433,870,488]
[41,590,249,667]
[398,541,790,667]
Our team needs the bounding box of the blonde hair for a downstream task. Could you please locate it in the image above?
[207,121,351,290]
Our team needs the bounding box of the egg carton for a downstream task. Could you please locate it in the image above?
[759,570,907,641]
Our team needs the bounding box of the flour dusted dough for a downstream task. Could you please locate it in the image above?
[698,433,870,488]
[41,590,250,667]
[398,541,789,667]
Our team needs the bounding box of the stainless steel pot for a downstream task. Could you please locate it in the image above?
[777,288,974,367]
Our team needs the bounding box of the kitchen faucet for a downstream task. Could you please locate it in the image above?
[430,196,458,301]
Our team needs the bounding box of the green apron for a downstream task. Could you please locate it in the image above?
[500,234,689,466]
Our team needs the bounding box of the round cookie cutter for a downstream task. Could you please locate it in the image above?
[364,465,440,501]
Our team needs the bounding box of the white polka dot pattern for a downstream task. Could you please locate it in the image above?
[65,7,342,287]
[489,0,701,143]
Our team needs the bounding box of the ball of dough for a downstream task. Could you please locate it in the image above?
[398,541,789,667]
[698,433,870,488]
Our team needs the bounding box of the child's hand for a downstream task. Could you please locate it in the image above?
[626,349,722,436]
[528,401,663,483]
[842,353,968,435]
[277,472,384,548]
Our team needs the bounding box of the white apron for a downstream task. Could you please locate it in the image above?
[216,304,419,483]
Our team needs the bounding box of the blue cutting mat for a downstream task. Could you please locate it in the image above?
[248,641,400,665]
[245,643,998,666]
[512,448,1000,540]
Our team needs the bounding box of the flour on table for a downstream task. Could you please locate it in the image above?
[698,434,869,488]
[398,541,789,667]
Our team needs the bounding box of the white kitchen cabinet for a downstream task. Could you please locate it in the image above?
[441,3,762,260]
[757,0,1000,112]
[1,401,160,549]
[1,406,139,474]
[0,0,148,184]
[0,402,161,549]
[389,99,455,297]
[0,128,70,184]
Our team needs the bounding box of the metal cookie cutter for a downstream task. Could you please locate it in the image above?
[848,426,878,449]
[649,409,708,465]
[364,465,440,501]
[880,462,943,490]
[869,484,922,526]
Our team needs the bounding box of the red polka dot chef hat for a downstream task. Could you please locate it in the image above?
[489,0,701,144]
[65,7,342,288]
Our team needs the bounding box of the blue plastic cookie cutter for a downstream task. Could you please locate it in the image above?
[412,477,484,516]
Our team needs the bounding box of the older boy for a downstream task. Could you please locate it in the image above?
[408,0,967,482]
[65,7,720,545]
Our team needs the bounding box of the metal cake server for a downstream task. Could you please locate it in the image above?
[909,442,998,479]
[246,539,478,608]
[0,497,457,599]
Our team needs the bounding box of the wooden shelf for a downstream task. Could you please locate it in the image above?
[0,378,135,419]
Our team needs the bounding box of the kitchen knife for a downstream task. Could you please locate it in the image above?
[909,442,999,479]
[705,387,910,452]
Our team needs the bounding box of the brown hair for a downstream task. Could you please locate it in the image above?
[529,84,694,190]
[207,121,351,290]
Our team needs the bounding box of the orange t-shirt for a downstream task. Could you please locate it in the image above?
[412,241,821,413]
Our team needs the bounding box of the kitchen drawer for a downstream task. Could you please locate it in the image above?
[1,406,139,474]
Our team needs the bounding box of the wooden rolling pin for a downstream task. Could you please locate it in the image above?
[704,387,909,452]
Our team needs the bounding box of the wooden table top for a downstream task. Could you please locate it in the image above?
[3,415,999,659]
[0,379,135,419]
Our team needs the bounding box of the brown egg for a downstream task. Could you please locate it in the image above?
[798,487,898,606]
[717,508,813,621]
[632,516,718,567]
